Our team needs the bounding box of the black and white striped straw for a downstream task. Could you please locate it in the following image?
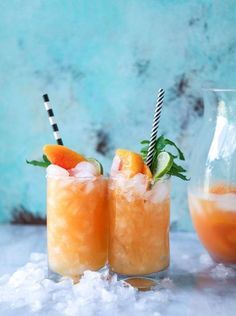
[146,88,165,168]
[42,94,64,145]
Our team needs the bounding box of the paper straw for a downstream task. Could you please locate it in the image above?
[42,94,64,145]
[146,88,165,168]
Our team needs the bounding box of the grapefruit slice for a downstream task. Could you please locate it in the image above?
[116,149,144,178]
[43,144,85,169]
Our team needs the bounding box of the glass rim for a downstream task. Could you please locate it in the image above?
[46,174,105,180]
[202,88,236,92]
[109,174,171,182]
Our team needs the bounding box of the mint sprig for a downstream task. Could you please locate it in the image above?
[140,135,189,181]
[26,155,51,168]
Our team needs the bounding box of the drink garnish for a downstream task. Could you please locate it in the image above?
[26,154,51,168]
[115,149,144,178]
[140,135,188,181]
[87,158,104,175]
[43,144,85,169]
[27,145,103,175]
[154,152,173,179]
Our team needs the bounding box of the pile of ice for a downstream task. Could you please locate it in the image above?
[109,173,170,203]
[46,162,99,179]
[0,251,236,315]
[0,253,172,315]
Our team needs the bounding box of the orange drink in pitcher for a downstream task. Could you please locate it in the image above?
[189,183,236,264]
[188,88,236,265]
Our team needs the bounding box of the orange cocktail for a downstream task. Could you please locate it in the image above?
[47,171,107,279]
[189,183,236,264]
[109,175,170,276]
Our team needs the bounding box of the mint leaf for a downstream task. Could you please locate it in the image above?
[43,154,50,164]
[164,139,185,160]
[171,161,187,173]
[167,161,189,180]
[140,140,150,145]
[26,156,51,168]
[167,152,178,159]
[140,146,149,154]
[155,135,166,151]
[167,170,189,181]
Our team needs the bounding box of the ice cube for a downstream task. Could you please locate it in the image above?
[46,164,69,178]
[188,193,203,213]
[8,270,29,287]
[148,180,170,203]
[110,155,121,176]
[69,162,98,178]
[130,174,147,196]
[30,300,42,312]
[111,173,148,201]
[160,278,174,289]
[41,279,57,292]
[211,263,236,280]
[199,253,213,267]
[215,193,236,212]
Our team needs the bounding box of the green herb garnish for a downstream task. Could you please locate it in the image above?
[140,135,189,181]
[26,155,51,168]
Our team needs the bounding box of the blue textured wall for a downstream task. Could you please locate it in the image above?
[0,0,236,229]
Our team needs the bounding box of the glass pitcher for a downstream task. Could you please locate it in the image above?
[188,89,236,266]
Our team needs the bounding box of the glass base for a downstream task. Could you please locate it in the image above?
[48,268,82,283]
[110,267,169,291]
[48,265,109,283]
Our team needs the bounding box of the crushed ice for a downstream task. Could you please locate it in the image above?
[0,252,235,315]
[69,161,98,178]
[110,155,121,177]
[211,263,236,280]
[199,254,214,267]
[46,164,70,178]
[0,253,173,315]
[46,162,98,180]
[109,173,170,203]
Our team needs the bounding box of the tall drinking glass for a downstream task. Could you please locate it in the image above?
[188,89,236,265]
[108,175,170,287]
[47,174,107,280]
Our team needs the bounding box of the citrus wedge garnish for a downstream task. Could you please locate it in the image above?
[154,152,173,180]
[87,157,103,175]
[43,144,85,169]
[116,149,144,178]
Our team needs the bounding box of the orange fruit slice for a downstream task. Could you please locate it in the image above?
[43,144,85,169]
[116,149,145,178]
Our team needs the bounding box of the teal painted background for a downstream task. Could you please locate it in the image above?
[0,0,236,229]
